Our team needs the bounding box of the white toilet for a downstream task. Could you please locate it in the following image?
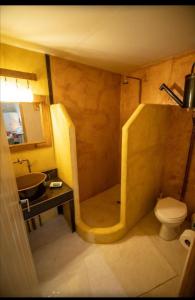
[154,197,187,241]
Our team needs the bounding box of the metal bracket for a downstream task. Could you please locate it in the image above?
[20,198,30,212]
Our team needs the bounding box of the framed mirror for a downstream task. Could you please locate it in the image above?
[1,97,52,152]
[2,102,43,145]
[0,68,52,152]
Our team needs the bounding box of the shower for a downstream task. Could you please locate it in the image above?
[122,75,142,104]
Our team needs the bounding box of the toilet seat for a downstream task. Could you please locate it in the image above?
[155,197,187,223]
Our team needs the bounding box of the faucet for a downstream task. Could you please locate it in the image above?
[13,158,32,173]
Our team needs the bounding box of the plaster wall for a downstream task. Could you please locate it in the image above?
[50,55,121,202]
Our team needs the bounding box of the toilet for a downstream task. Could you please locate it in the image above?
[154,197,187,241]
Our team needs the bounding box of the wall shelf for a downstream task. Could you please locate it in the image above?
[0,68,37,81]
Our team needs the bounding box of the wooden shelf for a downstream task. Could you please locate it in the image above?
[0,68,37,81]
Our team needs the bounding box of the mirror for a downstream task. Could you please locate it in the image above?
[1,97,52,152]
[0,68,52,152]
[2,102,44,145]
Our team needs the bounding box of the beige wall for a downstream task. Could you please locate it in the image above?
[0,43,56,176]
[50,55,121,201]
[121,52,195,216]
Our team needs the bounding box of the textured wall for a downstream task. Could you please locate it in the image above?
[121,104,170,230]
[162,108,193,203]
[120,52,195,215]
[50,56,121,201]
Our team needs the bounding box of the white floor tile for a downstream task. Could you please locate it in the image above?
[29,196,188,297]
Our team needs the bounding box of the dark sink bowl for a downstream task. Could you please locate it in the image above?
[16,172,47,201]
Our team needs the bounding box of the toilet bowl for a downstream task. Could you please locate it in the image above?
[154,197,187,241]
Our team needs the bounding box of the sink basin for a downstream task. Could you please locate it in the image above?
[16,172,47,201]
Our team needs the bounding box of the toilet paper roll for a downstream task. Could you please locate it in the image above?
[179,229,195,250]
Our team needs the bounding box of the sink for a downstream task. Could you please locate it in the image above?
[16,172,47,201]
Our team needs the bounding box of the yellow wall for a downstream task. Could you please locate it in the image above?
[0,43,56,176]
[50,103,80,222]
[1,43,57,224]
[50,104,74,188]
[11,148,56,176]
[0,43,48,96]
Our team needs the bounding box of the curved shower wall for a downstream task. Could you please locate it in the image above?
[50,103,125,242]
[51,103,181,243]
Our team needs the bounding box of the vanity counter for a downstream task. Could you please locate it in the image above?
[20,177,75,232]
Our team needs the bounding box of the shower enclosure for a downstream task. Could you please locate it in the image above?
[50,102,192,243]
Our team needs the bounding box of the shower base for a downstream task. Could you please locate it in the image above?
[80,184,120,228]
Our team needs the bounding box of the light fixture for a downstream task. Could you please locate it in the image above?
[0,76,33,103]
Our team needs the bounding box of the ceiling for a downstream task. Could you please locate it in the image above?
[1,5,195,74]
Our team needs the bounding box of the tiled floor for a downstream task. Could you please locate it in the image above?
[29,208,189,297]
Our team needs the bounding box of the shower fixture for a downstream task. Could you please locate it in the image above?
[159,62,195,202]
[122,75,142,104]
[160,62,195,110]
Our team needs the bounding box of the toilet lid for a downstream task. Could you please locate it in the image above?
[155,197,187,220]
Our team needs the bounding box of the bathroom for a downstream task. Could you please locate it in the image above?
[0,5,195,297]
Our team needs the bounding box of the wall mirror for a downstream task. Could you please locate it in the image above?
[0,68,52,152]
[1,99,52,152]
[2,102,44,145]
